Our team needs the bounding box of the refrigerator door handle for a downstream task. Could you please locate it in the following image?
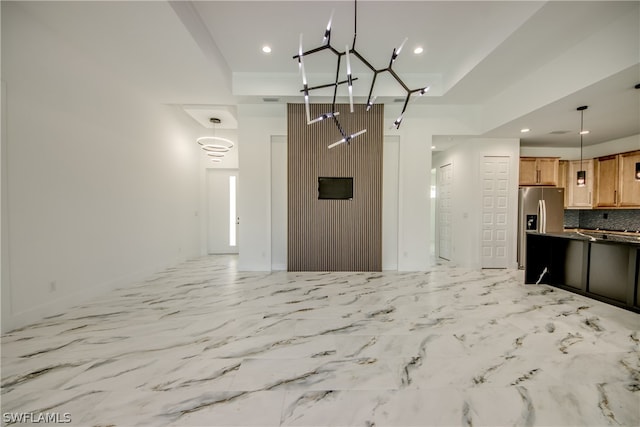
[537,199,547,233]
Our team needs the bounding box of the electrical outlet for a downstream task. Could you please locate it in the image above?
[49,281,57,292]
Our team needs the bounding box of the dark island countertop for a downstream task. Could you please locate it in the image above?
[526,229,640,245]
[525,230,640,312]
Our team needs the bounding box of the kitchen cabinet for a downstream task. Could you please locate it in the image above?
[519,157,559,186]
[566,159,594,209]
[594,150,640,208]
[558,160,568,208]
[525,232,640,312]
[588,242,630,303]
[618,151,640,207]
[595,155,618,207]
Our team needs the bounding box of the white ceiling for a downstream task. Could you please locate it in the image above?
[15,1,640,147]
[484,64,640,147]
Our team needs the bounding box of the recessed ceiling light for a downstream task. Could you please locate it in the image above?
[520,128,530,133]
[262,45,272,54]
[413,46,424,55]
[431,145,436,149]
[579,130,590,135]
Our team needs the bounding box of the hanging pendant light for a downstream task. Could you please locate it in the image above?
[292,0,430,147]
[576,106,588,187]
[196,117,234,164]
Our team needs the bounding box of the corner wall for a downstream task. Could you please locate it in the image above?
[237,104,287,271]
[238,104,437,271]
[1,3,202,332]
[433,138,520,268]
[520,134,640,160]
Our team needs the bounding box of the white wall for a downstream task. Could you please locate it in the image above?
[520,146,580,160]
[482,8,639,134]
[237,104,287,271]
[520,134,640,160]
[382,136,400,270]
[433,138,520,269]
[236,102,482,272]
[584,134,640,158]
[0,2,8,331]
[394,104,482,270]
[270,135,287,270]
[1,3,202,332]
[395,120,432,270]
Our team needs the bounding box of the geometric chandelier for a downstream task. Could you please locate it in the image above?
[293,0,430,149]
[196,117,234,163]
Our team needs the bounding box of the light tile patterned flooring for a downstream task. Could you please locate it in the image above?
[2,255,639,426]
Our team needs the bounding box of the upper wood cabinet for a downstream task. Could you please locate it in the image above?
[594,150,640,208]
[595,155,620,207]
[566,159,594,209]
[519,157,559,186]
[618,151,640,207]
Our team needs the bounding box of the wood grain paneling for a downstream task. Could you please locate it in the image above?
[287,103,383,271]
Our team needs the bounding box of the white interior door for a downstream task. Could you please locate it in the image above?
[437,163,453,261]
[481,156,509,268]
[207,169,239,254]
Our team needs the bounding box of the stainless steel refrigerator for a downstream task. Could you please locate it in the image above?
[517,187,565,269]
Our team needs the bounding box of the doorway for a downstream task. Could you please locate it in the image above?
[437,163,453,261]
[207,169,239,254]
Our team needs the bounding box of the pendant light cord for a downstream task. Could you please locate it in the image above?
[352,0,358,49]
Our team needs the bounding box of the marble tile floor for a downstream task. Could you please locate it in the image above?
[1,255,639,426]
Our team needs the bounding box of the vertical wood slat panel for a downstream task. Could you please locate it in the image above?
[287,103,383,271]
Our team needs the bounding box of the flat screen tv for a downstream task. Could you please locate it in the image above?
[318,177,353,200]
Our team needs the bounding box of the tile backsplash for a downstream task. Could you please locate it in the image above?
[564,209,640,232]
[564,210,580,228]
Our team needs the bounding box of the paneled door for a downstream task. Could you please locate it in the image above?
[481,156,510,268]
[207,169,239,254]
[437,163,453,261]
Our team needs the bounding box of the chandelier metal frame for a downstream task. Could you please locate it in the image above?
[293,0,430,148]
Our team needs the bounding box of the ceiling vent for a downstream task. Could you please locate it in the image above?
[548,130,571,135]
[263,97,280,103]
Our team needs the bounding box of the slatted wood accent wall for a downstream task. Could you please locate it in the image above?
[287,103,383,271]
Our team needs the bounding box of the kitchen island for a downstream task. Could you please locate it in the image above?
[525,230,640,312]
